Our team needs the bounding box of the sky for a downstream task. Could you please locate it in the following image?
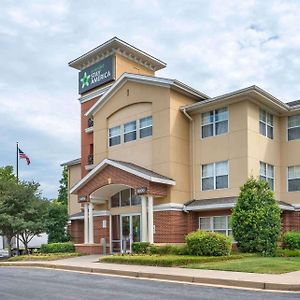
[1,0,300,199]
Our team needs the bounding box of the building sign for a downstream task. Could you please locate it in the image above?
[136,187,148,195]
[78,195,87,202]
[78,55,115,94]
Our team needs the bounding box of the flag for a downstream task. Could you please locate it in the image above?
[18,148,31,165]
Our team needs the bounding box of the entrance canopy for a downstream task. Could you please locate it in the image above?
[70,159,175,200]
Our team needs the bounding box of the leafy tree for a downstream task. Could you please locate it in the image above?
[57,166,68,205]
[232,177,281,256]
[45,200,69,243]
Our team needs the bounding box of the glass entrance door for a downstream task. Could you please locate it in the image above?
[121,214,141,253]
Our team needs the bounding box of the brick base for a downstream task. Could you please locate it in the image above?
[282,211,300,231]
[75,244,110,255]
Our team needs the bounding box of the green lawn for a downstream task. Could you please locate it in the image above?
[185,257,300,274]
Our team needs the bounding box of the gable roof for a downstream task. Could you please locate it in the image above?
[60,158,81,167]
[70,158,176,194]
[85,72,209,117]
[68,37,166,72]
[182,85,300,113]
[287,100,300,107]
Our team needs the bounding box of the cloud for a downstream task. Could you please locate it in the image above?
[1,0,300,198]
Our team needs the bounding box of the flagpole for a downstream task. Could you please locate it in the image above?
[16,142,19,183]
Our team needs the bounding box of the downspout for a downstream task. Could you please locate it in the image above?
[182,108,195,201]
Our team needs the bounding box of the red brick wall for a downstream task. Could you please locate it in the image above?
[93,216,110,244]
[70,220,84,244]
[77,165,168,197]
[81,99,97,177]
[282,211,300,231]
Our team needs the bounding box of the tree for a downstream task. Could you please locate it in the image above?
[57,166,68,205]
[232,177,281,256]
[45,200,69,243]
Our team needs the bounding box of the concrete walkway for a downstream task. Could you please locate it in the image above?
[1,255,300,292]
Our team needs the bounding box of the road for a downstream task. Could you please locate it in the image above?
[0,267,299,300]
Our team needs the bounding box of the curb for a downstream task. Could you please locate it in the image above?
[0,263,300,292]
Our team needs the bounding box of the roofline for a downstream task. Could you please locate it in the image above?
[85,73,209,117]
[70,158,175,194]
[181,85,300,113]
[68,37,166,71]
[60,158,81,167]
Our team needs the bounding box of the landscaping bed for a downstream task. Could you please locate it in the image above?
[6,252,83,262]
[100,253,255,267]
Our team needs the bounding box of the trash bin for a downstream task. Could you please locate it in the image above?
[100,238,106,255]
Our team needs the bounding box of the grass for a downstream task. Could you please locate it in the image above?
[6,252,83,262]
[100,253,255,267]
[185,257,300,274]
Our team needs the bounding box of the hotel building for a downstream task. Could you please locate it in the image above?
[63,37,300,254]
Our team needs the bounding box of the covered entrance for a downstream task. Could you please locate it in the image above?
[70,159,176,254]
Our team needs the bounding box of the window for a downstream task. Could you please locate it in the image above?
[124,121,136,143]
[202,108,228,138]
[260,162,274,190]
[202,161,228,191]
[288,115,300,141]
[259,110,274,139]
[109,126,121,146]
[288,165,300,192]
[110,188,141,207]
[199,216,232,236]
[139,116,152,138]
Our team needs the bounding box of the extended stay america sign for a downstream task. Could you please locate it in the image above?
[78,55,115,94]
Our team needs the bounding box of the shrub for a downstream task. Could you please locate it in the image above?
[282,231,300,250]
[232,177,281,256]
[40,242,75,253]
[185,231,231,256]
[149,244,188,255]
[132,242,150,254]
[276,248,300,257]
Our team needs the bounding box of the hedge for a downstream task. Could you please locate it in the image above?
[40,242,75,253]
[131,242,188,255]
[282,231,300,250]
[186,231,231,256]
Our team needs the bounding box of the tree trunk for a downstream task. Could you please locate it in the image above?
[7,236,13,257]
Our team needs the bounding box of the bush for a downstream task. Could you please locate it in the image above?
[185,231,231,256]
[132,242,150,254]
[232,178,281,256]
[149,244,188,255]
[40,242,75,253]
[276,248,300,257]
[282,231,300,250]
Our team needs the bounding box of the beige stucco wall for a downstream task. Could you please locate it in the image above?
[68,164,82,215]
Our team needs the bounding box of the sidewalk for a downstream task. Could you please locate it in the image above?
[1,255,300,292]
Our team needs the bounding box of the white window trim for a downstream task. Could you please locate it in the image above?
[287,165,300,192]
[201,160,229,191]
[110,188,142,208]
[260,161,275,191]
[287,115,300,141]
[201,107,229,139]
[199,215,232,236]
[259,110,274,139]
[108,125,121,147]
[139,116,153,138]
[123,120,137,143]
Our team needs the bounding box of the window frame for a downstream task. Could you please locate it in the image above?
[139,116,153,139]
[287,165,300,192]
[199,215,232,237]
[287,114,300,141]
[259,109,274,139]
[110,188,142,208]
[108,125,121,147]
[201,160,229,191]
[123,120,137,143]
[201,107,228,139]
[259,161,275,191]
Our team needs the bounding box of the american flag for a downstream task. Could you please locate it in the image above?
[18,148,31,165]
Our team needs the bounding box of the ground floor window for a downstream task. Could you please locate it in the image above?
[111,188,142,208]
[288,165,300,192]
[199,215,232,236]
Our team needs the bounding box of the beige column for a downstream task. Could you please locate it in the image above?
[109,214,112,254]
[88,202,94,244]
[147,195,154,244]
[84,203,88,244]
[141,195,148,242]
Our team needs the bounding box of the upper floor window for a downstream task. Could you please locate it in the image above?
[199,215,232,236]
[124,121,136,143]
[202,160,228,191]
[201,108,228,138]
[288,115,300,141]
[260,162,274,190]
[109,126,121,147]
[139,116,152,138]
[259,110,273,139]
[111,188,141,207]
[288,165,300,192]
